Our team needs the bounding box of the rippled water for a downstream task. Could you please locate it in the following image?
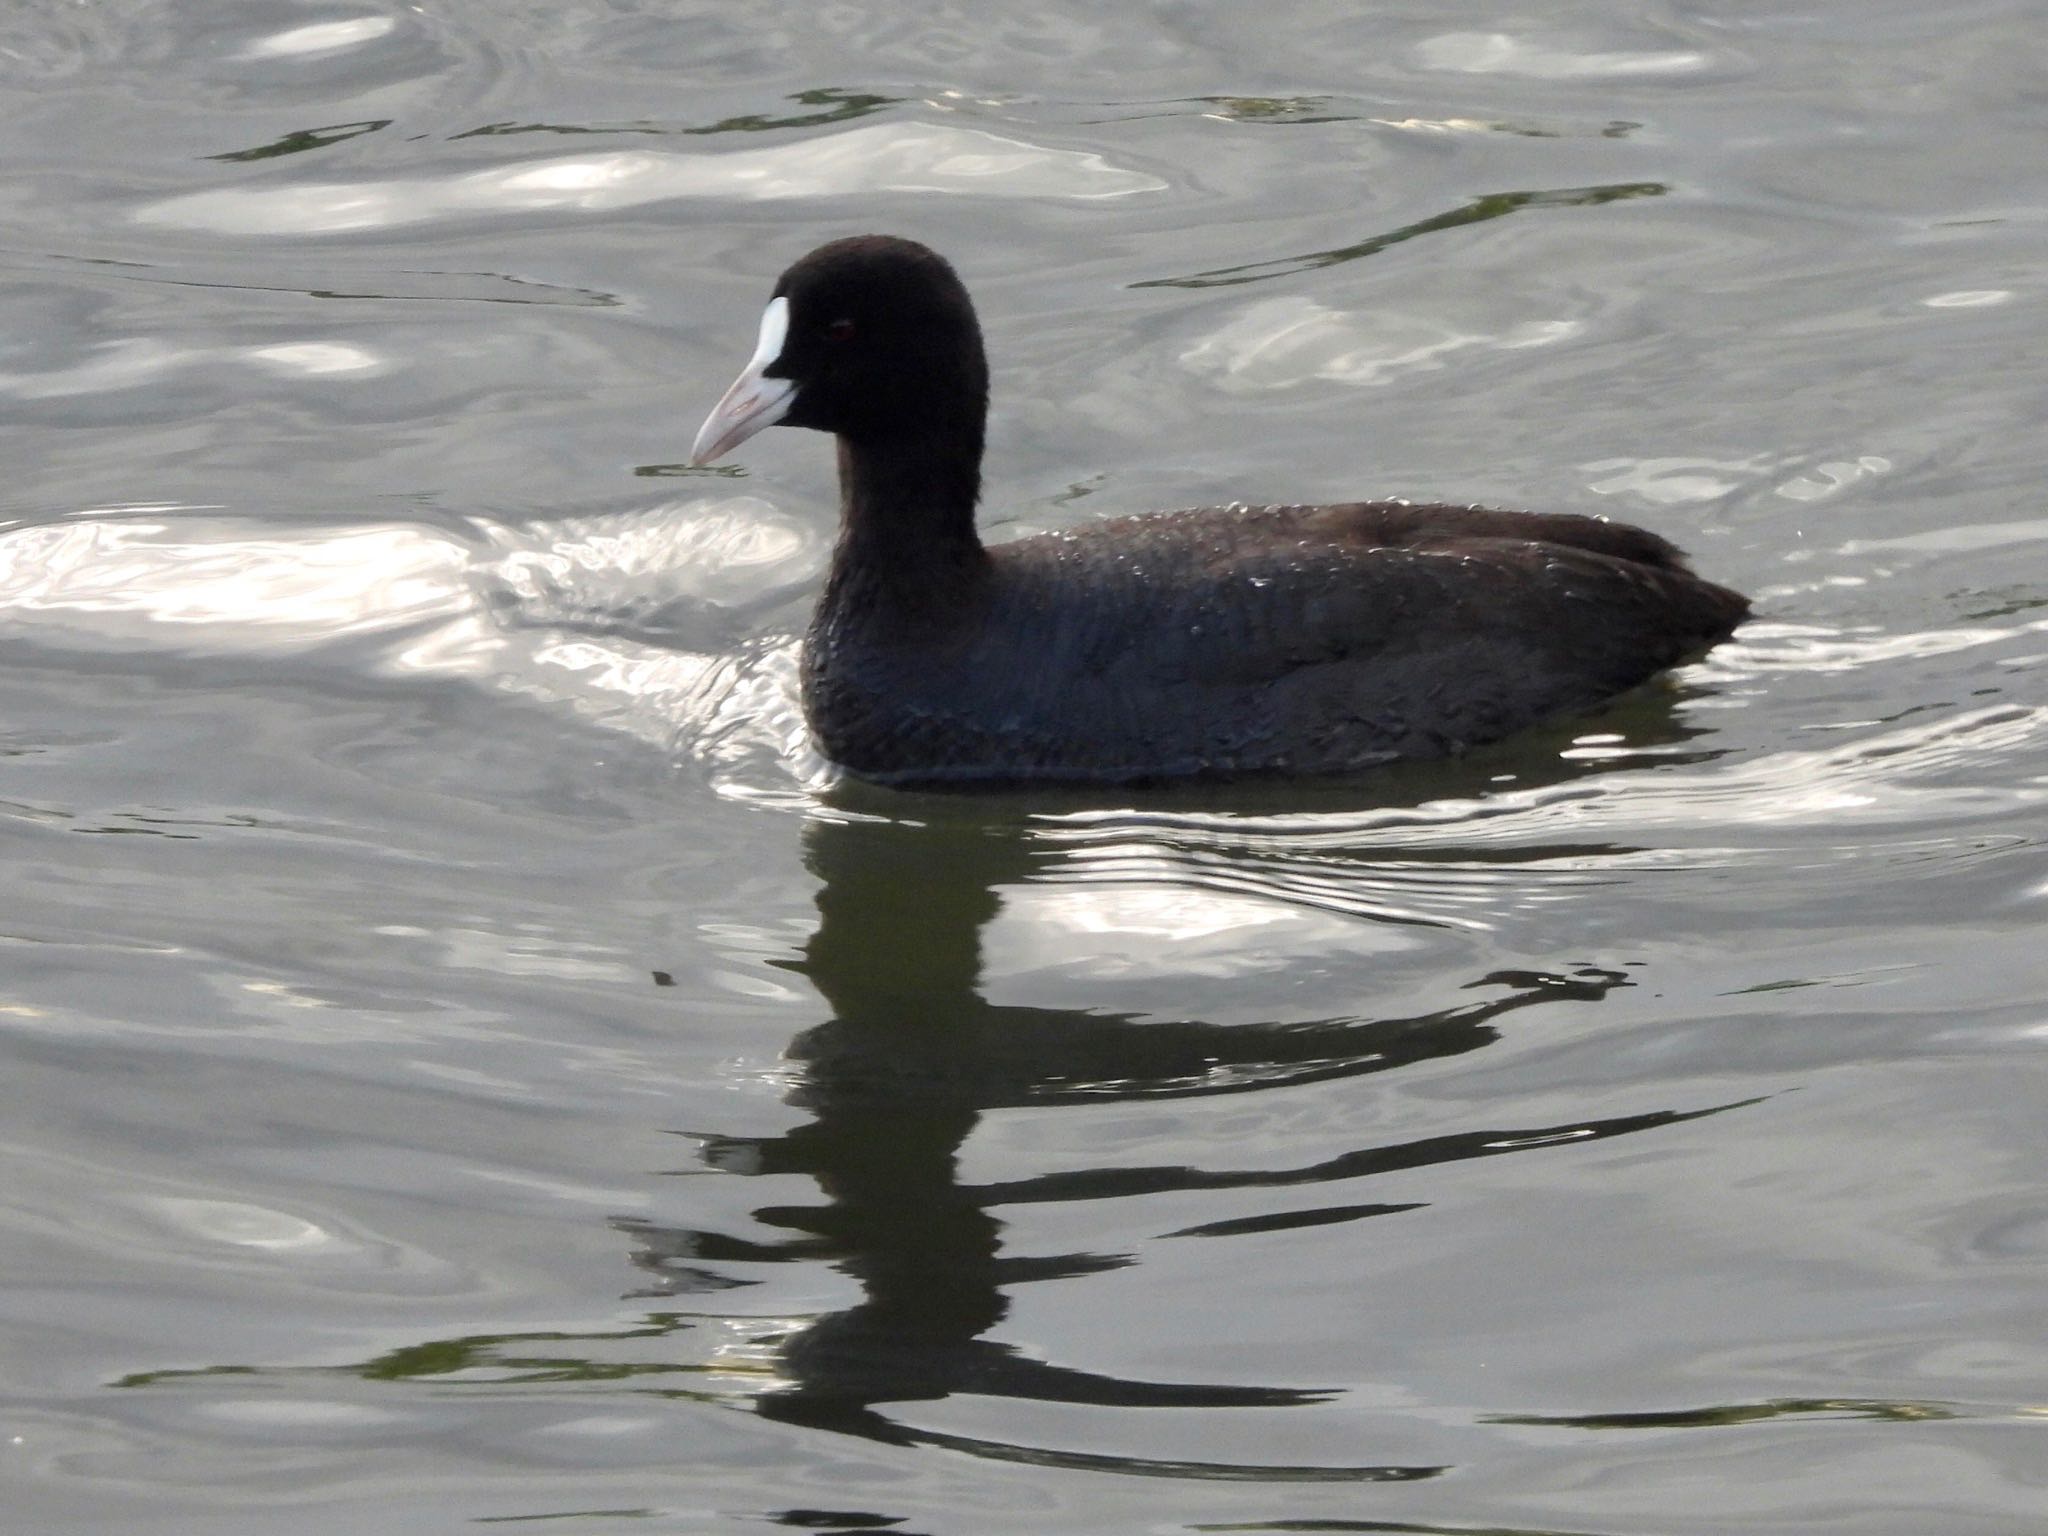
[6,2,2047,1532]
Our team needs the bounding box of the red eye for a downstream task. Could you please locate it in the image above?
[824,318,856,342]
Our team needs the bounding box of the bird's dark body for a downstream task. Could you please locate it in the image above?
[693,235,1751,787]
[803,500,1747,785]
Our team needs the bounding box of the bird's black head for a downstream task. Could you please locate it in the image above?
[691,235,989,466]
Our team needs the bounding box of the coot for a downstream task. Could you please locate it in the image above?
[690,235,1748,786]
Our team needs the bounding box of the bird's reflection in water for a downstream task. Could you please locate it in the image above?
[619,800,1746,1478]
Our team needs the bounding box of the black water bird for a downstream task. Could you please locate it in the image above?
[690,235,1748,786]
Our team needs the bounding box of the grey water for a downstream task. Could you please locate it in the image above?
[4,2,2047,1532]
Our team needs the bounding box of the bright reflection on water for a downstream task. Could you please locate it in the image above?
[1182,294,1581,392]
[4,1,2048,1533]
[137,123,1167,236]
[240,17,400,61]
[1412,32,1714,79]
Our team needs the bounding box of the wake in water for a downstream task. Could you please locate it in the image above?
[0,497,832,800]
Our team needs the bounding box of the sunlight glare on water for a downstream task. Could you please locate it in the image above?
[3,2,2047,1534]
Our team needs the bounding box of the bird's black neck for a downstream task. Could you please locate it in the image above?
[831,429,988,591]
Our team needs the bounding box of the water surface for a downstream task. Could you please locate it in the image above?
[5,2,2047,1532]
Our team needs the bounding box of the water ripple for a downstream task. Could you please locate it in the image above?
[1413,31,1720,79]
[240,17,398,61]
[1183,294,1580,393]
[135,122,1165,236]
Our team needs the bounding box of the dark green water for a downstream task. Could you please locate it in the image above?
[4,3,2046,1532]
